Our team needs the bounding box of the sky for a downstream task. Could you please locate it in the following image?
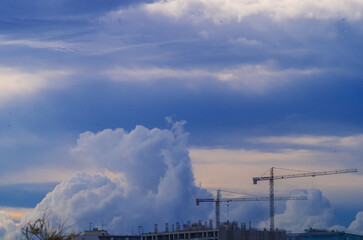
[0,0,363,238]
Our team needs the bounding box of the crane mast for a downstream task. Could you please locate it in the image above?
[253,167,357,231]
[269,168,274,233]
[196,189,307,228]
[216,189,220,227]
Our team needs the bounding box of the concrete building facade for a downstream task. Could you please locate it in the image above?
[76,228,140,240]
[142,221,286,240]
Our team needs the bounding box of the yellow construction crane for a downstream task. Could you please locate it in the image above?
[253,167,358,231]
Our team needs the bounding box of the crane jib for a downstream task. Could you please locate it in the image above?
[253,168,357,183]
[196,196,307,203]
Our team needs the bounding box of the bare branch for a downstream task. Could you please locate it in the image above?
[20,209,81,240]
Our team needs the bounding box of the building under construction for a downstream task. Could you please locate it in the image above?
[142,221,286,240]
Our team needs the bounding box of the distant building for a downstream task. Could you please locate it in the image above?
[142,221,286,240]
[287,228,363,240]
[76,228,141,240]
[76,228,109,240]
[73,221,363,240]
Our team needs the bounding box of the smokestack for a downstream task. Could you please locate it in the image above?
[155,224,158,233]
[209,220,213,229]
[176,222,180,231]
[165,223,169,232]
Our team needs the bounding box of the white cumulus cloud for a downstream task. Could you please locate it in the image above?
[0,211,19,240]
[22,122,212,234]
[259,189,337,232]
[348,211,363,235]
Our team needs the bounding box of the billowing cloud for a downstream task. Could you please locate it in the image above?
[348,212,363,234]
[259,189,336,232]
[0,211,19,240]
[22,122,212,233]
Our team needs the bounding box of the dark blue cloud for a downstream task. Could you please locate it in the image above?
[2,69,362,149]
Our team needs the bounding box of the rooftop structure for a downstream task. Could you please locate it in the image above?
[76,228,108,240]
[76,228,141,240]
[287,229,363,240]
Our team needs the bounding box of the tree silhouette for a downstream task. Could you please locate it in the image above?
[21,210,80,240]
